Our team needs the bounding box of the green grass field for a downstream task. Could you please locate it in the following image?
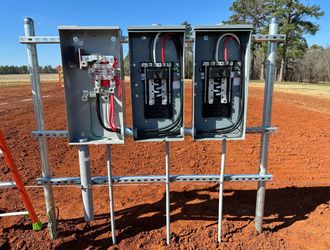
[0,74,58,87]
[250,80,330,100]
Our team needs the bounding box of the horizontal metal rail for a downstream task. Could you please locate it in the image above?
[31,130,68,138]
[20,35,286,45]
[0,181,16,188]
[36,174,272,185]
[252,34,286,42]
[0,211,29,217]
[31,126,277,138]
[246,126,277,134]
[19,36,60,44]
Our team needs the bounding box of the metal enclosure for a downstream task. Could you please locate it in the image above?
[193,25,252,140]
[59,26,125,145]
[128,26,185,141]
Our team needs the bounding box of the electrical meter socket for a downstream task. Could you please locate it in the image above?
[128,25,185,142]
[193,25,252,140]
[59,26,125,145]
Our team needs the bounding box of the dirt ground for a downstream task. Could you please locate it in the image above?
[0,80,329,249]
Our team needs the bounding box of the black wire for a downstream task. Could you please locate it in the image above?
[95,93,121,133]
[171,34,183,61]
[197,35,245,134]
[199,83,244,134]
[141,33,183,136]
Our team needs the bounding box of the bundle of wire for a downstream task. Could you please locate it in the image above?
[215,33,241,63]
[95,93,120,133]
[140,32,183,137]
[108,93,118,131]
[199,33,244,135]
[88,58,121,135]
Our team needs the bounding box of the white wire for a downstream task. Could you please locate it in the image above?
[153,32,162,63]
[105,102,111,127]
[215,33,241,63]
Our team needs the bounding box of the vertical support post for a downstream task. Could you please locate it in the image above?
[217,138,227,243]
[106,145,116,245]
[255,17,279,233]
[165,141,170,245]
[78,145,94,221]
[23,17,57,239]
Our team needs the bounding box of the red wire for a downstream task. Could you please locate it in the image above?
[107,56,120,132]
[224,36,236,62]
[108,103,115,131]
[118,80,122,98]
[114,75,122,98]
[110,94,117,130]
[161,33,174,63]
[161,33,168,63]
[107,94,117,131]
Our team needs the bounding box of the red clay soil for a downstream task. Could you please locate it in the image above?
[0,81,329,249]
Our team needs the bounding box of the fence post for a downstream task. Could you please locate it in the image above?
[217,138,227,242]
[165,141,171,245]
[78,145,94,221]
[255,17,279,233]
[106,144,116,244]
[23,17,57,239]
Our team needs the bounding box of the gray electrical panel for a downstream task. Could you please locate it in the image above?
[59,26,125,145]
[128,25,185,142]
[193,25,252,140]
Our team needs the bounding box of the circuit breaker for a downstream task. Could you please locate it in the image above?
[59,26,125,145]
[193,25,252,140]
[128,26,185,141]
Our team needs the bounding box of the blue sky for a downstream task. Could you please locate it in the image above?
[0,0,328,66]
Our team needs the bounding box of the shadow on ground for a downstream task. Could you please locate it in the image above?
[5,186,330,249]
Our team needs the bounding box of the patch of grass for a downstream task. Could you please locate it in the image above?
[250,80,330,99]
[0,74,58,87]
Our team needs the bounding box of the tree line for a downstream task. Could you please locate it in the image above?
[0,65,57,74]
[225,0,325,83]
[254,44,330,83]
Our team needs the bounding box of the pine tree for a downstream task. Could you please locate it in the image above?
[272,0,324,81]
[224,0,271,79]
[225,0,324,81]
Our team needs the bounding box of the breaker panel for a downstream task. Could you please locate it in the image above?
[128,26,185,141]
[59,26,125,145]
[193,25,252,140]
